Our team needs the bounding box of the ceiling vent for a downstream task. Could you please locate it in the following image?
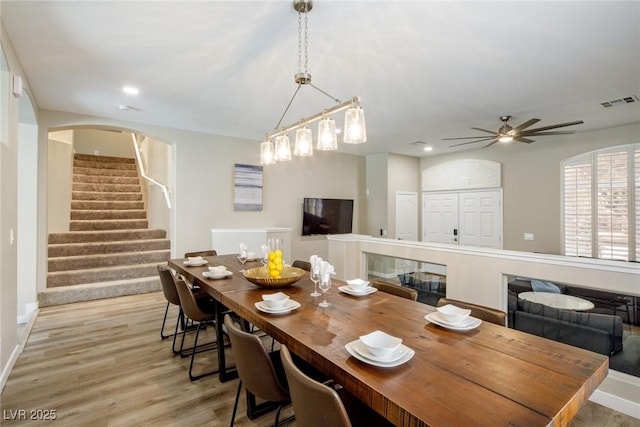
[600,95,638,108]
[409,140,428,146]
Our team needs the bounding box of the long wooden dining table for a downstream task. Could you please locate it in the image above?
[169,254,609,427]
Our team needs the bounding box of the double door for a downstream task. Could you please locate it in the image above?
[422,190,502,249]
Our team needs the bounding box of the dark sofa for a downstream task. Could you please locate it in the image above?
[514,299,623,356]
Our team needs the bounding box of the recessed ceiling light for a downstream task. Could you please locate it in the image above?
[423,146,433,152]
[122,86,139,95]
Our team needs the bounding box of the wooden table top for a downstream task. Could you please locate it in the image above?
[169,255,609,427]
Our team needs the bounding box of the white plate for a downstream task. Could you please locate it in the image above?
[338,285,377,296]
[184,260,208,266]
[254,299,301,314]
[202,270,233,279]
[425,312,482,331]
[345,340,414,367]
[352,340,407,363]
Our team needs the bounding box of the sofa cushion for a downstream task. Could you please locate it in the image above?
[517,299,623,354]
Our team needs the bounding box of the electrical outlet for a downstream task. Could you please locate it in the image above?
[524,233,534,241]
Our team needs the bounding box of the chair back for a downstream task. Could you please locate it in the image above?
[291,260,311,271]
[436,298,506,326]
[224,315,289,403]
[174,277,212,323]
[158,265,181,306]
[372,280,418,301]
[184,249,217,258]
[280,345,351,427]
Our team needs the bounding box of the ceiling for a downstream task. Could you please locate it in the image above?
[2,1,639,157]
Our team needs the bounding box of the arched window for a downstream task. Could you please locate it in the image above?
[562,144,640,261]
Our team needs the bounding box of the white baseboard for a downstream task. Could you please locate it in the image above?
[0,344,21,394]
[590,370,640,419]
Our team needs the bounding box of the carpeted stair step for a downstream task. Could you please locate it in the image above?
[47,262,162,287]
[72,182,141,193]
[73,174,140,185]
[74,153,136,163]
[70,219,149,231]
[70,209,147,220]
[48,250,170,272]
[48,238,170,257]
[49,229,167,244]
[39,276,162,307]
[71,191,142,202]
[73,166,138,178]
[71,200,143,210]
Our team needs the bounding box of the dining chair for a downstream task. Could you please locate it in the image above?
[437,297,507,326]
[184,249,218,258]
[280,345,351,427]
[157,265,188,350]
[291,260,311,271]
[224,314,293,426]
[174,277,221,381]
[372,279,418,301]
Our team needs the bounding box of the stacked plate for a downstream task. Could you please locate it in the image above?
[425,304,482,331]
[254,299,301,314]
[338,279,377,296]
[345,330,414,367]
[184,256,208,267]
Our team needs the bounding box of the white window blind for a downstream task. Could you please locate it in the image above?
[562,144,639,261]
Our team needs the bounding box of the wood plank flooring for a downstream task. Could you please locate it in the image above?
[1,292,638,426]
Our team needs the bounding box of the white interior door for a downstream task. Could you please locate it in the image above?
[422,193,459,244]
[395,191,418,241]
[422,190,502,249]
[458,191,502,248]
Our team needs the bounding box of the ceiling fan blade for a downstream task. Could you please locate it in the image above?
[514,137,535,143]
[442,136,495,141]
[471,127,499,135]
[482,140,499,149]
[521,120,584,133]
[521,130,575,136]
[449,137,496,147]
[512,118,540,133]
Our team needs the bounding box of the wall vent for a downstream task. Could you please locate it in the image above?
[600,95,638,108]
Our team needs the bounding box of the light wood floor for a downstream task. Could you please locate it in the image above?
[2,292,638,426]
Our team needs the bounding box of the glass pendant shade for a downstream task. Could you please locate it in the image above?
[260,140,275,165]
[274,134,292,161]
[343,106,367,144]
[317,117,338,151]
[294,126,313,156]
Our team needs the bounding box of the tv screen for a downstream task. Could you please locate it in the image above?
[302,198,354,236]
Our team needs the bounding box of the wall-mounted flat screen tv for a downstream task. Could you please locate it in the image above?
[302,198,354,236]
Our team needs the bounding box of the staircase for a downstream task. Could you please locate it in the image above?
[41,153,170,306]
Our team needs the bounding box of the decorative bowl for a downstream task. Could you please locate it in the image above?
[242,266,306,288]
[436,304,471,325]
[262,292,290,309]
[359,330,402,358]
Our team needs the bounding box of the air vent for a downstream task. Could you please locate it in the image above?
[600,95,638,108]
[409,140,428,146]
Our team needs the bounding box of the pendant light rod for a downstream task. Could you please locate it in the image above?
[266,96,360,141]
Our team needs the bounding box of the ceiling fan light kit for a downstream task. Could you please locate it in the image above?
[445,115,584,149]
[260,0,366,165]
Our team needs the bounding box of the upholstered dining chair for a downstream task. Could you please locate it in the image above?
[372,279,418,301]
[280,345,351,427]
[184,249,217,258]
[436,297,507,326]
[224,314,293,427]
[174,277,220,381]
[291,260,311,272]
[158,264,184,342]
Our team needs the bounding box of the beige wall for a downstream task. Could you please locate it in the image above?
[420,122,640,254]
[387,154,420,239]
[46,137,73,233]
[73,128,135,158]
[365,153,388,237]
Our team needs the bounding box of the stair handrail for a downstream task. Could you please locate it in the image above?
[131,133,172,209]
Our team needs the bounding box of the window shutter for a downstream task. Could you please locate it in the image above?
[596,149,629,260]
[564,158,592,257]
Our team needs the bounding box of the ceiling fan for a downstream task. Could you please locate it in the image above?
[444,116,584,148]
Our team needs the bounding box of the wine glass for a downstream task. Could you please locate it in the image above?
[310,267,321,297]
[318,276,332,308]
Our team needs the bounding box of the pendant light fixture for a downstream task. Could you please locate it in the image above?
[260,0,366,165]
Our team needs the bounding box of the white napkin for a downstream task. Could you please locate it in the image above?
[319,260,335,283]
[309,255,321,273]
[239,243,247,258]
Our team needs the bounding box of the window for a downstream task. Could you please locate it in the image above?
[562,144,639,261]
